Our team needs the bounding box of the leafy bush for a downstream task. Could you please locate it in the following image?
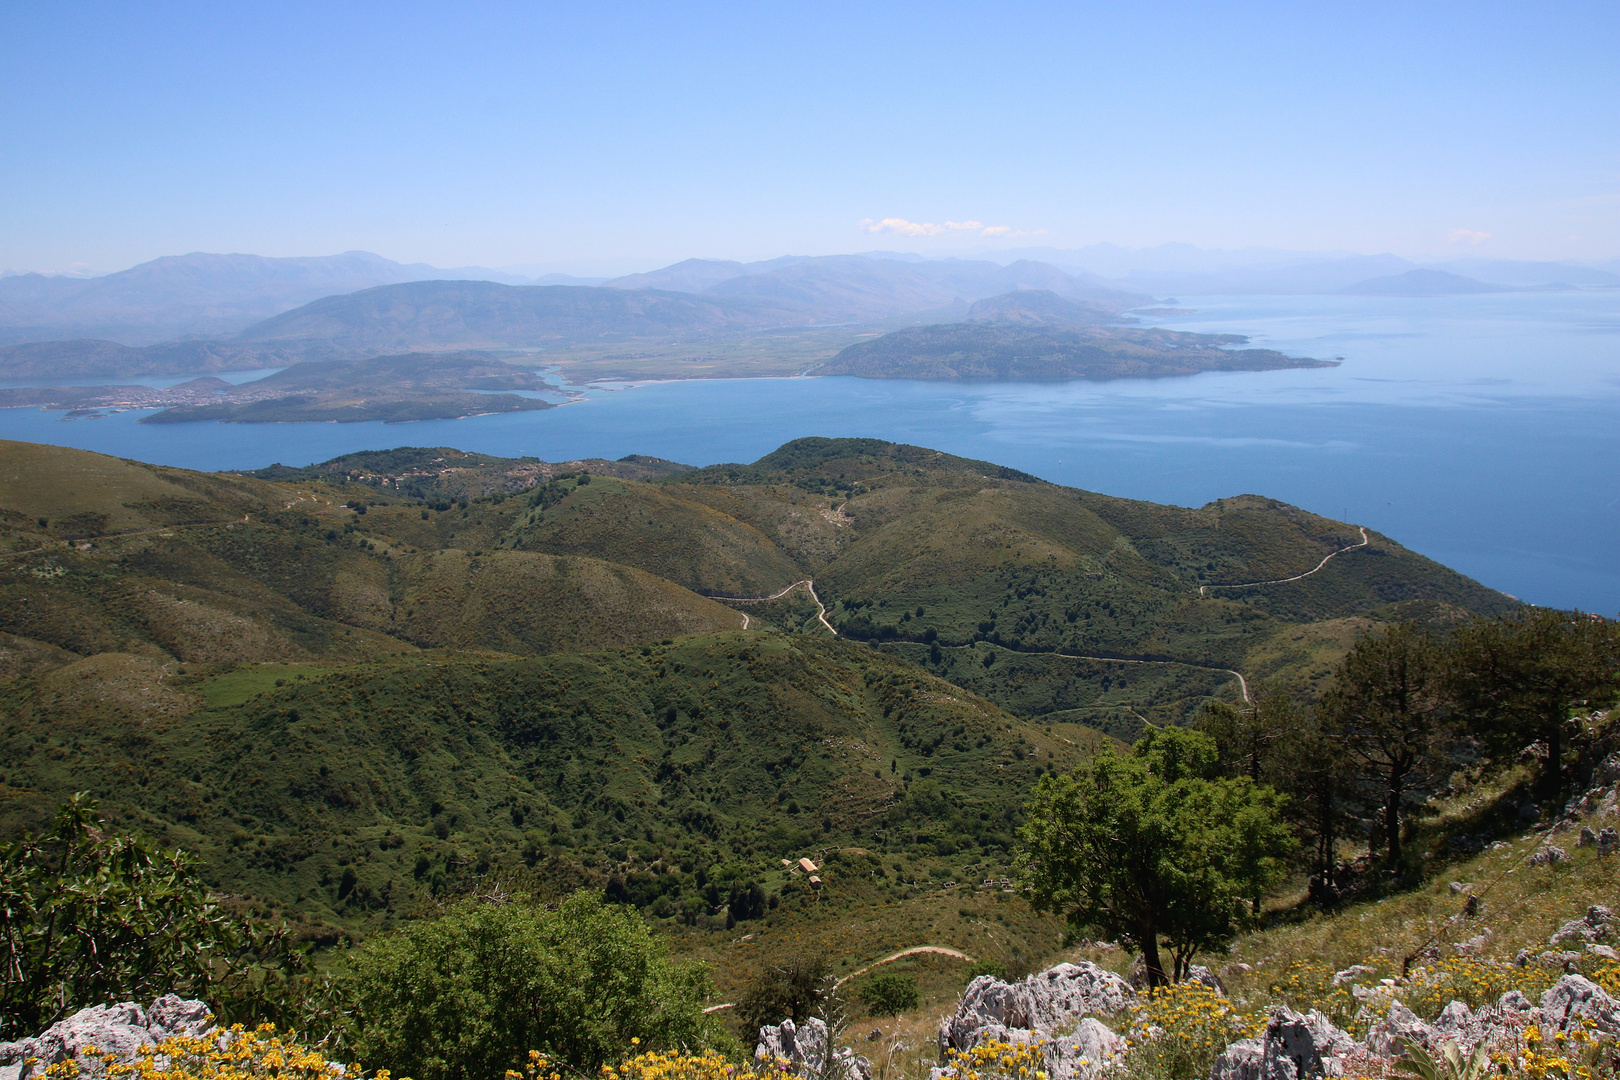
[856,970,919,1017]
[0,797,257,1040]
[347,890,717,1080]
[735,956,831,1034]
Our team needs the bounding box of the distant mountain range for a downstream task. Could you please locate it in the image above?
[0,245,1614,381]
[981,244,1620,296]
[0,251,1149,354]
[1337,268,1570,297]
[0,251,600,346]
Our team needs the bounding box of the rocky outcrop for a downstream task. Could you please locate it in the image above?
[938,962,1135,1057]
[756,1018,872,1080]
[1549,907,1614,947]
[935,963,1132,1080]
[1529,846,1568,868]
[1539,975,1620,1035]
[1209,1007,1357,1080]
[0,997,214,1080]
[1366,1000,1441,1056]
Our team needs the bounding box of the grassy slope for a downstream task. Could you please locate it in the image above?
[0,435,1532,997]
[652,440,1515,719]
[505,475,806,595]
[0,632,1096,962]
[0,446,741,680]
[0,438,288,539]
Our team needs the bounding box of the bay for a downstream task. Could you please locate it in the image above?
[0,292,1615,613]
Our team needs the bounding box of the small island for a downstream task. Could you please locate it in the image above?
[811,322,1335,380]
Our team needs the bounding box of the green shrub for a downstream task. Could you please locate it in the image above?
[736,956,830,1034]
[0,797,255,1040]
[857,970,919,1017]
[347,890,717,1080]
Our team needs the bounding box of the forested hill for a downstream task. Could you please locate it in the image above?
[0,435,1514,947]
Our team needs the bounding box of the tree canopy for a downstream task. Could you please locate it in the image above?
[1447,609,1620,797]
[1018,727,1293,986]
[1319,622,1450,869]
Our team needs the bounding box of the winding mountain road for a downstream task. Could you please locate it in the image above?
[1199,527,1370,597]
[951,642,1251,704]
[709,579,838,635]
[833,945,975,987]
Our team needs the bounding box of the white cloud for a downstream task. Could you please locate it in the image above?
[860,217,944,236]
[1448,228,1492,245]
[859,217,1046,238]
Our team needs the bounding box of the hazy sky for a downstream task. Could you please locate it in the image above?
[3,1,1616,274]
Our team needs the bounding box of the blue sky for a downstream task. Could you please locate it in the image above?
[2,1,1616,273]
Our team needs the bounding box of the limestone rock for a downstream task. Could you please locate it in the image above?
[1366,1001,1440,1056]
[146,996,212,1039]
[932,1019,1123,1080]
[1550,906,1614,947]
[1529,846,1567,868]
[938,962,1134,1056]
[1186,966,1226,995]
[1579,827,1599,848]
[1331,966,1375,988]
[1498,990,1535,1017]
[1599,827,1619,858]
[1211,1007,1358,1080]
[757,1018,872,1080]
[1539,975,1620,1034]
[1044,1019,1127,1080]
[1431,1001,1484,1051]
[0,998,215,1080]
[1209,1038,1264,1080]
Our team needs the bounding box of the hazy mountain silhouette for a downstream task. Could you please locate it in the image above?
[1339,269,1508,296]
[0,251,543,345]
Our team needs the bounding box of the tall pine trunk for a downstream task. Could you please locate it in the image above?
[1544,715,1564,799]
[1140,927,1168,988]
[1384,761,1407,866]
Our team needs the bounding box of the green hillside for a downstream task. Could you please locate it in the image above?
[0,435,1522,975]
[0,632,1098,972]
[505,474,806,595]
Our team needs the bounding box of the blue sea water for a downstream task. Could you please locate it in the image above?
[1,292,1616,612]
